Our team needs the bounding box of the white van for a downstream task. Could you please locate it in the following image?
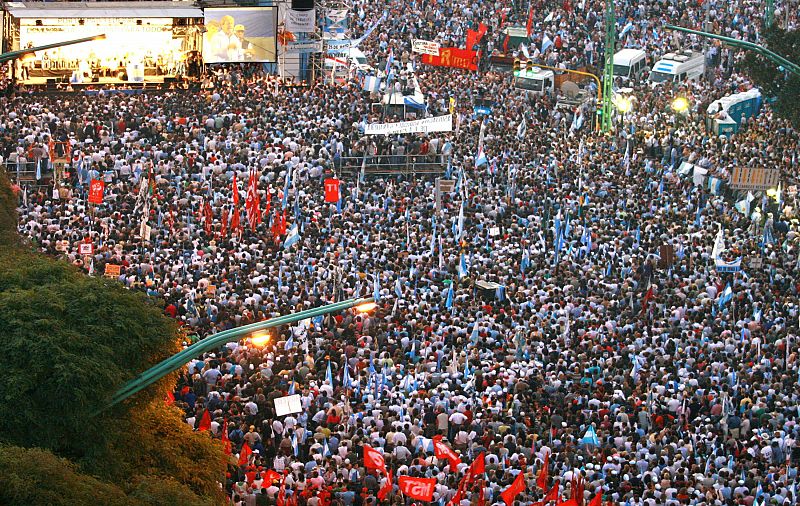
[513,66,555,94]
[613,48,647,81]
[648,50,705,85]
[325,46,374,81]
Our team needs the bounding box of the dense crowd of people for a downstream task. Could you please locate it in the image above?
[4,0,800,505]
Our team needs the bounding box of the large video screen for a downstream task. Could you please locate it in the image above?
[203,7,277,63]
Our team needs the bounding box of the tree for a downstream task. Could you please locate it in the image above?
[742,26,800,127]
[0,170,19,247]
[0,444,218,506]
[0,175,226,503]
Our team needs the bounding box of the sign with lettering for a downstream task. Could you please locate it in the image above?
[364,114,453,135]
[104,264,121,277]
[729,167,780,191]
[412,39,441,56]
[421,47,478,71]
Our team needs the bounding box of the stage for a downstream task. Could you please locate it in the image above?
[17,75,194,93]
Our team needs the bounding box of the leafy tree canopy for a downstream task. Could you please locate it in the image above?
[742,26,800,127]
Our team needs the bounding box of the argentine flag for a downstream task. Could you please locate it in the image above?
[458,253,469,278]
[580,425,600,446]
[283,224,301,249]
[475,147,488,168]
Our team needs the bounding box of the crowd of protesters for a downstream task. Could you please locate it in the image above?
[4,0,800,505]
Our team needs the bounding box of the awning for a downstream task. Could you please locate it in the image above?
[6,2,204,18]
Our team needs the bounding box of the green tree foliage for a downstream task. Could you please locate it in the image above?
[0,444,218,506]
[0,236,226,502]
[742,27,800,127]
[0,445,131,506]
[0,170,19,246]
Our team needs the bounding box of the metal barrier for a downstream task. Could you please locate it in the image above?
[337,153,448,176]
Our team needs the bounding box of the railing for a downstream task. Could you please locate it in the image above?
[337,153,449,176]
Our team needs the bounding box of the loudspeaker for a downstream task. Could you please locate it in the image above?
[291,0,314,10]
[46,78,57,89]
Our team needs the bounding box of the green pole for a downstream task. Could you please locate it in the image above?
[105,297,375,410]
[766,0,775,29]
[601,0,616,133]
[664,24,800,77]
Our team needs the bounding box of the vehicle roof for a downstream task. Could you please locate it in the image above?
[614,48,646,63]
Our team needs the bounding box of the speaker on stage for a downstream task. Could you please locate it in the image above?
[92,76,99,83]
[292,0,314,10]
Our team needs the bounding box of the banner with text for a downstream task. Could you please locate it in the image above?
[285,8,316,32]
[421,47,478,71]
[286,40,323,54]
[412,39,441,56]
[324,9,349,39]
[364,114,453,135]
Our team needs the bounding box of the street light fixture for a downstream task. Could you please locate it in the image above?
[249,330,271,347]
[615,96,633,114]
[355,301,378,313]
[671,96,690,114]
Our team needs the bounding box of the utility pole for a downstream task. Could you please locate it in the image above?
[601,0,616,133]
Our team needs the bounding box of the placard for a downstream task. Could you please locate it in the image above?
[285,8,316,33]
[489,227,501,236]
[729,167,780,191]
[421,47,478,71]
[412,39,441,56]
[324,178,341,203]
[274,394,303,416]
[364,114,453,135]
[104,264,121,277]
[88,179,104,204]
[79,243,93,255]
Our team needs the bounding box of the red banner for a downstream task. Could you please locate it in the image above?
[324,178,341,203]
[363,444,386,472]
[88,179,104,204]
[398,476,436,501]
[422,47,478,71]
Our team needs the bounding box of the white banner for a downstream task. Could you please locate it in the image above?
[274,394,303,416]
[285,8,316,32]
[364,114,453,135]
[286,40,323,54]
[412,39,441,56]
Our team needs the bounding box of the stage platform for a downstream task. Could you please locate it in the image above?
[16,75,198,94]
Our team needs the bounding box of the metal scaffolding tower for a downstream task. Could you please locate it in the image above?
[601,0,616,133]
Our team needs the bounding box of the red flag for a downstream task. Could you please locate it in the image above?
[571,473,585,506]
[536,452,549,490]
[466,29,479,51]
[433,436,462,470]
[398,476,436,501]
[231,207,241,235]
[279,210,287,235]
[544,482,560,503]
[324,178,340,203]
[377,470,393,500]
[477,22,488,40]
[167,208,175,232]
[503,34,510,53]
[164,391,175,406]
[220,418,231,455]
[264,187,272,220]
[232,174,240,205]
[588,492,603,506]
[469,451,486,478]
[526,6,535,37]
[197,409,212,431]
[318,487,332,506]
[245,169,261,230]
[264,469,282,484]
[641,286,655,315]
[238,442,253,466]
[363,444,387,472]
[220,208,229,238]
[88,179,105,204]
[558,499,579,506]
[203,199,213,235]
[500,472,526,505]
